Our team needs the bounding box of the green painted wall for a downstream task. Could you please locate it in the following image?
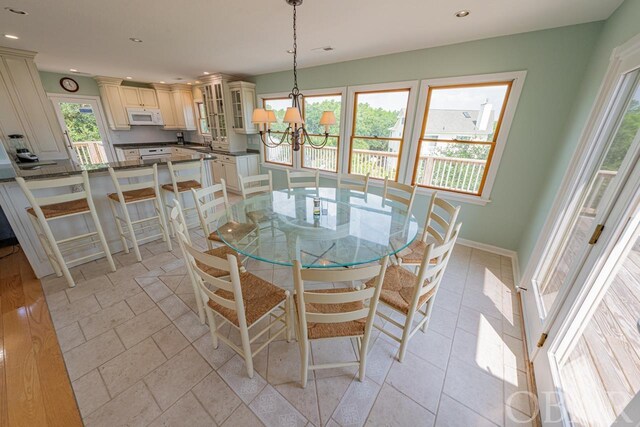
[518,0,640,270]
[253,23,603,252]
[39,71,100,96]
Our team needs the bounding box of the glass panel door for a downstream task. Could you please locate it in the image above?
[51,98,112,165]
[535,73,640,318]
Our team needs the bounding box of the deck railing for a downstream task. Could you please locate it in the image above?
[582,170,617,216]
[303,146,338,171]
[415,156,486,194]
[74,141,106,165]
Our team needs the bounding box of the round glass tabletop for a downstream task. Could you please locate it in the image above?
[216,187,419,268]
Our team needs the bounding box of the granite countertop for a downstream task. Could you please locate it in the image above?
[113,141,260,157]
[0,154,215,183]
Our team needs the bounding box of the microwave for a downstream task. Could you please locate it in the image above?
[126,108,164,126]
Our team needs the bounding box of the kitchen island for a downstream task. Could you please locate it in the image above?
[0,152,215,278]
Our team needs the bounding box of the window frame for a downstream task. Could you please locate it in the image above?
[195,101,210,136]
[344,81,419,183]
[405,71,527,203]
[257,87,347,173]
[300,91,344,173]
[260,95,295,167]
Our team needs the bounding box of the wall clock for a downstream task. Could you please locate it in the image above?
[60,77,79,93]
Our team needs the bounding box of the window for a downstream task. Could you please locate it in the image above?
[412,82,512,195]
[349,89,410,181]
[302,94,342,172]
[196,102,209,135]
[263,97,293,166]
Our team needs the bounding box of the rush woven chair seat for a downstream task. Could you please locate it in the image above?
[207,272,287,327]
[172,202,292,379]
[293,257,389,388]
[396,192,460,268]
[27,198,90,219]
[368,265,436,314]
[161,179,202,193]
[107,164,172,263]
[17,171,116,288]
[209,220,256,243]
[371,224,461,362]
[294,288,367,339]
[107,187,156,203]
[238,171,278,228]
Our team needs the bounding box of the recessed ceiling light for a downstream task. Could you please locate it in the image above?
[4,7,27,15]
[187,82,192,85]
[286,49,294,54]
[195,80,201,84]
[126,76,133,80]
[159,81,166,84]
[4,34,19,39]
[203,72,210,75]
[455,10,470,17]
[129,37,143,43]
[69,68,78,72]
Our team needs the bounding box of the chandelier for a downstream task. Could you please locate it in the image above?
[252,0,336,151]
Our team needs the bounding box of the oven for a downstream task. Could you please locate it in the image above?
[139,147,172,161]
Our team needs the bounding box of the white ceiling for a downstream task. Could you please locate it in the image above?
[0,0,623,83]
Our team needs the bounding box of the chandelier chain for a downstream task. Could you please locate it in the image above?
[292,3,298,92]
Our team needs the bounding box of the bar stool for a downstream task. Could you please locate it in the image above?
[162,159,204,234]
[16,171,116,288]
[107,164,172,262]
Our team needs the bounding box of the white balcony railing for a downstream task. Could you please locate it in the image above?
[415,156,486,194]
[303,146,337,171]
[74,141,106,165]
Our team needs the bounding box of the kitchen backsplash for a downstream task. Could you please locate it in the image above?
[110,127,200,145]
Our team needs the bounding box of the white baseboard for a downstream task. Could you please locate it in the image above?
[457,238,521,286]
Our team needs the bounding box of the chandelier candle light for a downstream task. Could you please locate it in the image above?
[252,0,336,151]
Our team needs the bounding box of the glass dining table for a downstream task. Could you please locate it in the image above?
[215,187,419,268]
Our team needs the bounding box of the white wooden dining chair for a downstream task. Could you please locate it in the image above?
[396,191,460,267]
[170,200,244,324]
[107,164,172,262]
[16,171,116,287]
[174,207,292,378]
[238,171,274,226]
[370,223,461,362]
[337,172,370,192]
[293,256,389,387]
[191,179,257,250]
[162,159,205,233]
[383,177,417,213]
[286,169,320,190]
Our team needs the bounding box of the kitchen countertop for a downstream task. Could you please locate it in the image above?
[0,154,215,183]
[113,141,260,157]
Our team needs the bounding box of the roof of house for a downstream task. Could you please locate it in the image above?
[425,109,495,135]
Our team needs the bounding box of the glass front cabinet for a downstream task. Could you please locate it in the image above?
[198,75,253,152]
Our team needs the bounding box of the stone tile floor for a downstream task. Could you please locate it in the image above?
[42,229,533,426]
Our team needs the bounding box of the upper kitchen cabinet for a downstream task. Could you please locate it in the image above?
[151,84,179,130]
[228,81,257,135]
[120,86,158,108]
[95,76,130,130]
[170,84,196,131]
[198,74,247,153]
[0,47,68,160]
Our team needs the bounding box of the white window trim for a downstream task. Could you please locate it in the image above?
[343,80,420,181]
[257,87,347,172]
[405,71,527,204]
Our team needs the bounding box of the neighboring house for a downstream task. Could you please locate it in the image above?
[424,102,496,141]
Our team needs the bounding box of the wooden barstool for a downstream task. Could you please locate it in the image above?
[162,159,204,234]
[16,171,116,287]
[107,164,172,262]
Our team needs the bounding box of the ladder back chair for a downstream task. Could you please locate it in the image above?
[383,177,417,213]
[396,191,460,267]
[16,171,115,287]
[293,256,389,387]
[162,159,205,233]
[369,223,461,362]
[174,207,292,378]
[107,164,172,262]
[337,173,370,193]
[191,179,257,250]
[170,200,244,323]
[286,169,320,190]
[238,171,274,225]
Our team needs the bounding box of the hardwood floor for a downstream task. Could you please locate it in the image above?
[0,246,82,427]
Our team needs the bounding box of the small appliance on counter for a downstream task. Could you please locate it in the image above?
[9,134,39,163]
[176,132,185,144]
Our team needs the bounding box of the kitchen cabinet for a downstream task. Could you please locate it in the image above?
[120,86,158,108]
[0,47,68,160]
[211,153,259,193]
[96,77,130,130]
[115,147,140,162]
[198,74,247,153]
[228,81,258,135]
[170,85,196,131]
[153,85,179,130]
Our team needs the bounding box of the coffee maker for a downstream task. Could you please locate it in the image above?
[176,132,185,145]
